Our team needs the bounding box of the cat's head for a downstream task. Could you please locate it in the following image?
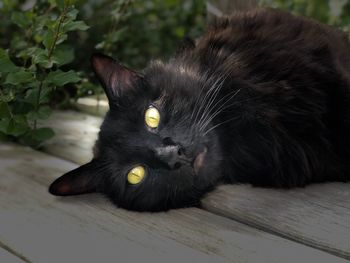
[49,53,223,211]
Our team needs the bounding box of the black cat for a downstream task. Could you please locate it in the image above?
[49,8,350,211]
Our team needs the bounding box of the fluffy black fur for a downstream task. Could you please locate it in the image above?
[49,8,350,211]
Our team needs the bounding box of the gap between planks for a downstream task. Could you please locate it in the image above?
[0,242,29,263]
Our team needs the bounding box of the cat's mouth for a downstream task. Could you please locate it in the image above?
[192,146,207,175]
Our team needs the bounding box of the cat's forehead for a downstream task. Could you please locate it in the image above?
[146,60,202,87]
[152,60,200,77]
[145,61,204,106]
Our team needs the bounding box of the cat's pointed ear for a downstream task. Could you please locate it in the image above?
[91,53,140,102]
[49,160,99,196]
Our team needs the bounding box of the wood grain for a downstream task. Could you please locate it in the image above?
[72,94,108,117]
[39,110,102,164]
[202,184,350,259]
[0,143,347,263]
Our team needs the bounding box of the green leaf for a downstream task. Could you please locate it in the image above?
[62,20,89,32]
[0,119,10,134]
[95,41,105,50]
[27,106,52,120]
[33,53,52,68]
[10,36,28,51]
[19,126,55,147]
[0,90,15,103]
[109,28,127,42]
[13,115,28,125]
[55,0,65,10]
[56,33,68,45]
[0,118,29,137]
[32,15,51,33]
[46,70,80,86]
[5,70,34,85]
[31,48,53,68]
[0,49,19,73]
[11,12,30,28]
[65,0,77,6]
[31,127,55,141]
[43,30,54,50]
[11,100,34,115]
[25,86,51,105]
[66,8,79,20]
[51,45,74,66]
[0,102,11,119]
[7,119,28,137]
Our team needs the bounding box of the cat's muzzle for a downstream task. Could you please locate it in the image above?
[155,145,191,170]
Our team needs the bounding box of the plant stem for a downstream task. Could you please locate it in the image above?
[33,80,44,130]
[34,4,69,130]
[48,6,68,59]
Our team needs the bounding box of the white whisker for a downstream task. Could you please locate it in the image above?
[197,75,227,129]
[199,88,241,132]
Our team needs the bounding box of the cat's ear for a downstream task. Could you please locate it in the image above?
[91,53,140,102]
[49,160,99,196]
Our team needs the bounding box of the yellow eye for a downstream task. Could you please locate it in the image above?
[127,166,146,185]
[145,106,160,128]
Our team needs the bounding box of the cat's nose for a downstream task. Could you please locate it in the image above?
[155,145,190,169]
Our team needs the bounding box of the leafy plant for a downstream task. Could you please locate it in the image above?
[93,0,206,69]
[72,0,206,99]
[64,0,206,74]
[0,0,206,148]
[0,0,88,147]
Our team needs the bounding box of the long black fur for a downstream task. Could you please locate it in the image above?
[49,8,350,211]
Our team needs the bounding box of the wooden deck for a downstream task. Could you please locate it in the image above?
[1,109,350,262]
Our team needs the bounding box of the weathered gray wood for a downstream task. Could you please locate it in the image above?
[40,110,350,259]
[0,143,347,263]
[202,184,350,259]
[0,247,26,263]
[39,111,102,164]
[72,94,109,117]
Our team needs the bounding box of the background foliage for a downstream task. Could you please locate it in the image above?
[0,0,88,147]
[260,0,350,29]
[0,0,206,147]
[1,0,350,147]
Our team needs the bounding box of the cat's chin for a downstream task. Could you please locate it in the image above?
[193,146,208,175]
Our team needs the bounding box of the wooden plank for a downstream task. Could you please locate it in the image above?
[0,143,347,263]
[39,111,102,164]
[72,94,109,117]
[202,184,350,259]
[40,110,350,259]
[0,247,26,263]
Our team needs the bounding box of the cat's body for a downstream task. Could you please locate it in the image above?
[50,8,350,211]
